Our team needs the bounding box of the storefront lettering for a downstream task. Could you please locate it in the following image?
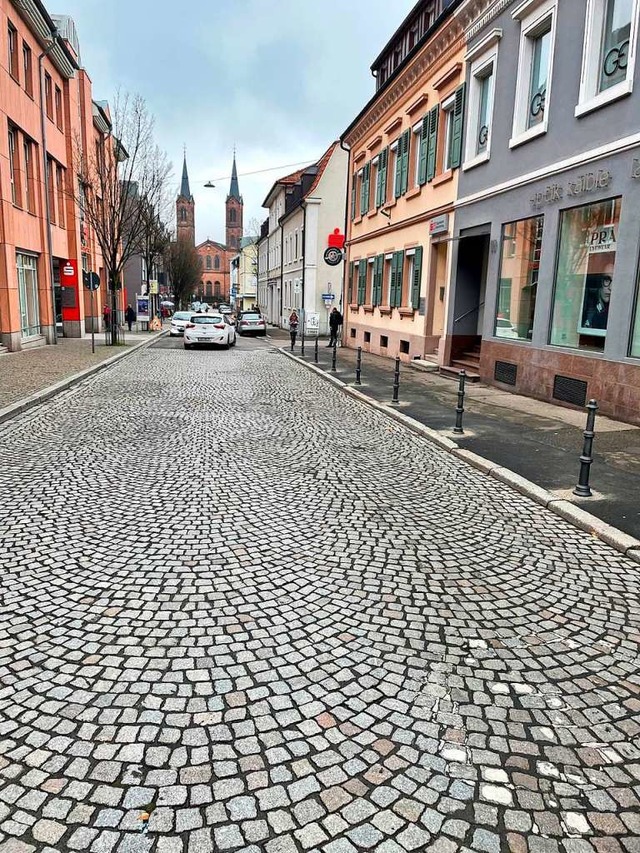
[530,169,612,208]
[632,158,640,179]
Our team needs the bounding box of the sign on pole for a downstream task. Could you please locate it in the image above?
[137,296,150,323]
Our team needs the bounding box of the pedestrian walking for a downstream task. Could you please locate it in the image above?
[125,303,136,332]
[289,310,299,351]
[103,303,111,331]
[327,307,343,347]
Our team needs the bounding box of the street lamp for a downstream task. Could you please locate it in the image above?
[204,182,215,188]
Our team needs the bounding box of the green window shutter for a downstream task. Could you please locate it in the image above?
[426,106,439,182]
[357,259,366,304]
[392,250,404,307]
[400,131,410,195]
[394,140,403,199]
[389,255,396,306]
[450,83,466,170]
[372,254,383,305]
[418,116,429,185]
[348,261,354,303]
[411,246,423,309]
[376,148,388,207]
[360,163,370,215]
[350,176,357,220]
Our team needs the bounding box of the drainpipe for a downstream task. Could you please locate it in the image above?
[339,139,351,344]
[301,204,306,336]
[38,31,59,344]
[279,222,284,326]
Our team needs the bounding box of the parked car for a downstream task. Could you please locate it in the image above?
[237,312,266,336]
[184,314,236,349]
[495,317,519,338]
[219,304,233,315]
[170,310,196,336]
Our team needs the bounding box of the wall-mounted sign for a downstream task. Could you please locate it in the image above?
[586,222,616,254]
[60,259,78,286]
[324,247,343,266]
[429,214,449,236]
[530,169,612,208]
[137,296,150,322]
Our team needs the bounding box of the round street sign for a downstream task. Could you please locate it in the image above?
[323,247,343,266]
[83,272,100,291]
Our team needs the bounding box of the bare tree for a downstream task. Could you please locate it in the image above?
[76,92,171,342]
[138,193,172,315]
[164,238,202,310]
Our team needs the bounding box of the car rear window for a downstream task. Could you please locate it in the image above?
[173,312,192,320]
[241,314,262,321]
[191,315,223,325]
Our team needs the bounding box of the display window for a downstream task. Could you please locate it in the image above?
[550,197,621,351]
[494,215,543,341]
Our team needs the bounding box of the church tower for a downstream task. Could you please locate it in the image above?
[176,154,195,245]
[226,152,243,250]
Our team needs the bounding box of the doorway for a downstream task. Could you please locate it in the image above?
[448,232,489,363]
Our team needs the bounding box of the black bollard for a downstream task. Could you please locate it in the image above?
[355,346,362,385]
[301,327,305,357]
[573,399,598,497]
[314,337,319,364]
[331,338,337,372]
[453,370,466,434]
[391,357,400,404]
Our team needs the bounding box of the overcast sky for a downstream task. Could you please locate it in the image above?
[53,0,416,244]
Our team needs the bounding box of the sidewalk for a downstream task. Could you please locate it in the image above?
[0,327,164,410]
[285,341,640,540]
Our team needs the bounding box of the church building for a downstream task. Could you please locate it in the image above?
[176,153,244,304]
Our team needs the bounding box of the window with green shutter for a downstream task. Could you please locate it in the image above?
[350,176,357,220]
[348,261,354,303]
[372,254,383,306]
[394,140,403,199]
[418,116,429,185]
[360,162,371,215]
[357,259,366,305]
[426,106,439,182]
[390,251,404,308]
[450,83,466,170]
[399,130,410,195]
[411,246,423,310]
[376,148,388,208]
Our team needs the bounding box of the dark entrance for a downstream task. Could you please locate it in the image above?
[447,231,490,368]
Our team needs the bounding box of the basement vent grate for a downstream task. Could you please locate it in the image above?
[494,361,517,386]
[553,374,587,407]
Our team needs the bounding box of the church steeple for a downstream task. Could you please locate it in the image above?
[177,150,195,245]
[225,150,243,250]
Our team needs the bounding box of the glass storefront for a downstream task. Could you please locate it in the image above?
[630,265,640,358]
[494,215,542,341]
[17,253,40,338]
[550,197,621,352]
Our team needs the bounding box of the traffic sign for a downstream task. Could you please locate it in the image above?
[83,271,100,291]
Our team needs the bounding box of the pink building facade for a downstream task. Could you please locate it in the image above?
[1,0,110,352]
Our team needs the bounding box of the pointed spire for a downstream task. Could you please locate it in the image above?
[180,151,192,200]
[228,150,241,200]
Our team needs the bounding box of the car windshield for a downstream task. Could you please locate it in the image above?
[173,312,192,320]
[242,314,262,321]
[191,315,223,325]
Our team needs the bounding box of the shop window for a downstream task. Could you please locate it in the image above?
[510,0,557,148]
[494,216,543,342]
[44,73,53,120]
[550,197,621,352]
[17,253,40,338]
[577,0,638,116]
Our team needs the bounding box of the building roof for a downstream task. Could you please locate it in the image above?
[179,155,192,200]
[196,239,227,252]
[228,153,242,201]
[304,142,338,197]
[261,163,315,208]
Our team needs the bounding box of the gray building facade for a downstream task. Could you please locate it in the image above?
[447,0,640,424]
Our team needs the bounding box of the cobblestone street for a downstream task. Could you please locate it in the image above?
[1,341,639,853]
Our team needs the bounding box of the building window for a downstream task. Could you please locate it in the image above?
[494,216,543,342]
[577,0,638,116]
[56,166,65,228]
[44,73,53,120]
[441,96,456,172]
[23,138,36,214]
[229,208,236,223]
[214,282,221,299]
[464,34,501,167]
[47,158,56,225]
[180,207,186,221]
[8,127,20,205]
[8,22,19,80]
[360,162,371,214]
[375,147,388,206]
[214,256,220,270]
[17,253,40,338]
[23,42,33,96]
[206,281,212,297]
[550,197,621,352]
[394,130,410,198]
[510,0,557,147]
[206,255,212,269]
[55,86,63,129]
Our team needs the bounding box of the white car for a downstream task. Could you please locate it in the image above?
[170,310,196,336]
[495,317,519,339]
[184,314,236,349]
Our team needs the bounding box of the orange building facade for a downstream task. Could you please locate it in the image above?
[341,1,470,364]
[0,0,110,352]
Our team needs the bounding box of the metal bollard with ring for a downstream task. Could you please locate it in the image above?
[331,339,337,372]
[573,399,598,497]
[314,337,319,364]
[391,357,401,404]
[355,346,362,385]
[453,370,466,434]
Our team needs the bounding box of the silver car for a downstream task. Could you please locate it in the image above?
[170,311,196,336]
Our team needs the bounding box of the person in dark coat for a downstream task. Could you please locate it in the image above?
[327,307,343,347]
[103,304,111,331]
[125,304,136,331]
[288,310,299,351]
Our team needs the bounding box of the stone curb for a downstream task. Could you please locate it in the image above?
[280,347,640,563]
[0,331,167,426]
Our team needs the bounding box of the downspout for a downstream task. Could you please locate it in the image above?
[38,31,59,344]
[301,203,306,342]
[339,138,351,345]
[279,222,284,326]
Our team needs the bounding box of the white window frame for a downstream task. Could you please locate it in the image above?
[441,93,456,172]
[509,0,558,150]
[463,30,501,170]
[576,0,639,117]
